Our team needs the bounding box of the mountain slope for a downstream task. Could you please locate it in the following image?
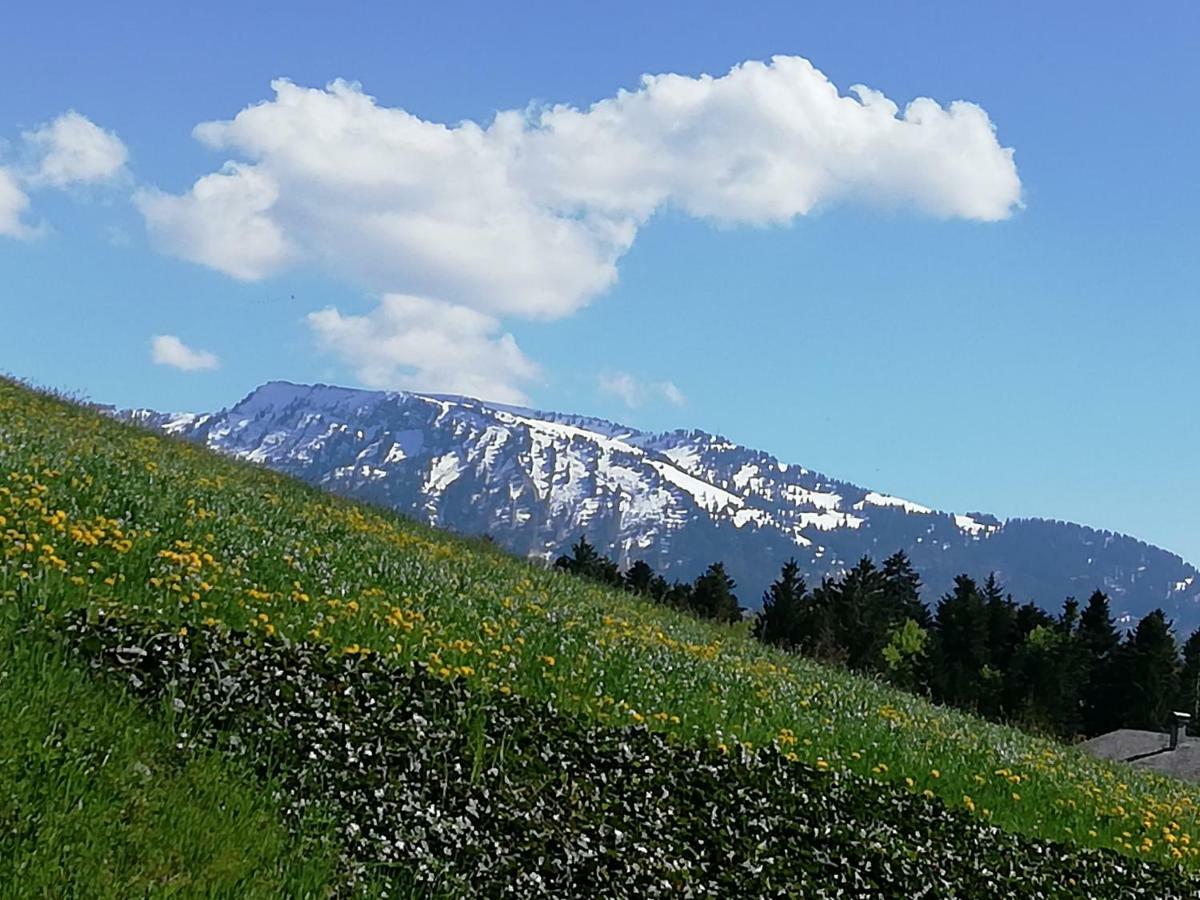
[127,380,1200,629]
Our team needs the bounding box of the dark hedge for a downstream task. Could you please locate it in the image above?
[61,612,1200,898]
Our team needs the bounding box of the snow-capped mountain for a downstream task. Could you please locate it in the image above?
[126,381,1200,630]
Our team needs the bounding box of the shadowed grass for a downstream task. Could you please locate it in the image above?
[0,606,339,898]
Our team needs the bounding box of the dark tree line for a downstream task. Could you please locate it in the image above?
[750,552,1199,740]
[555,536,1200,741]
[554,537,742,623]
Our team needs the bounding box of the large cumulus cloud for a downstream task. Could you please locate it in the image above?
[138,57,1021,401]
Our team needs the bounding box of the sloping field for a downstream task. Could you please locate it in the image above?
[2,377,1198,896]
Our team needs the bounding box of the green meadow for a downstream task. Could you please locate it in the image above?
[3,376,1199,895]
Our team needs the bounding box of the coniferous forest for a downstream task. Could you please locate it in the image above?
[556,537,1198,741]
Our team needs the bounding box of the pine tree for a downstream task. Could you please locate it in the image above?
[595,556,622,587]
[1009,624,1064,733]
[829,556,891,672]
[647,574,670,603]
[1040,599,1087,735]
[1123,609,1181,732]
[1013,601,1055,640]
[553,535,621,587]
[691,562,742,623]
[931,575,990,709]
[1077,590,1123,736]
[882,551,930,629]
[1005,601,1087,739]
[1000,601,1055,716]
[1059,597,1080,634]
[753,558,807,649]
[798,577,842,664]
[553,535,600,576]
[979,574,1017,716]
[624,560,656,596]
[662,580,694,611]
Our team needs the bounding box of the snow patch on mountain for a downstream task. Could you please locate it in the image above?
[647,459,744,513]
[954,513,998,537]
[855,491,933,515]
[424,452,463,495]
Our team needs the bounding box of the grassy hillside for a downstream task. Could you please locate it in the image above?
[2,377,1199,893]
[0,607,338,896]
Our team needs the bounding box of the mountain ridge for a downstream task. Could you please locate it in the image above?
[123,380,1200,630]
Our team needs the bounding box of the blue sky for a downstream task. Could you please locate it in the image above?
[2,1,1198,565]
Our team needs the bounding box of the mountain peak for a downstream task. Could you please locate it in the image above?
[125,380,1200,630]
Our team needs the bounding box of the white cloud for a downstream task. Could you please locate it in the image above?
[518,60,1020,226]
[659,381,686,407]
[147,61,1019,313]
[307,294,540,404]
[598,372,642,407]
[0,168,31,238]
[599,372,687,408]
[135,164,290,280]
[24,111,128,187]
[150,334,220,372]
[0,111,127,240]
[140,57,1020,399]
